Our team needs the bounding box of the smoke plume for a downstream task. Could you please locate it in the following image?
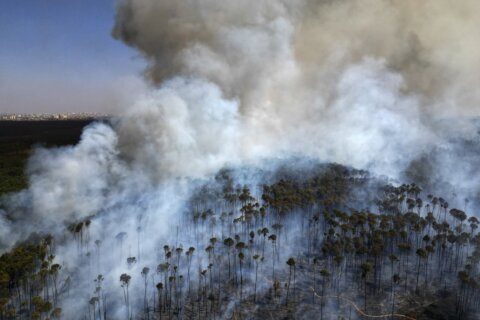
[110,0,480,179]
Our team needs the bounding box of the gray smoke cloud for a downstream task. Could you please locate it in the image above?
[1,0,480,318]
[110,0,480,180]
[113,0,480,117]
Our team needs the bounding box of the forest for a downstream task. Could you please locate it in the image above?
[1,162,480,319]
[3,0,480,319]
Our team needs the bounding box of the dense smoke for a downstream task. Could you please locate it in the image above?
[112,0,480,116]
[110,0,480,196]
[1,0,480,318]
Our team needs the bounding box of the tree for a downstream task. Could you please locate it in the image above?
[253,254,261,302]
[186,247,195,294]
[360,262,372,312]
[89,296,99,320]
[319,269,330,320]
[157,263,170,311]
[415,248,427,293]
[391,274,400,317]
[223,238,234,279]
[127,256,136,270]
[260,227,269,257]
[156,282,163,317]
[141,267,150,318]
[50,263,61,305]
[94,274,105,320]
[388,255,399,312]
[268,234,277,281]
[120,273,131,320]
[238,252,245,300]
[312,257,319,302]
[286,257,296,305]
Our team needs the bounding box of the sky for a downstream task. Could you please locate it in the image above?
[0,0,145,113]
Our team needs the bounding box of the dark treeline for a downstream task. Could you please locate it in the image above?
[1,163,480,319]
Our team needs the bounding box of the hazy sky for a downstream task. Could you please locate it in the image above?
[0,0,144,113]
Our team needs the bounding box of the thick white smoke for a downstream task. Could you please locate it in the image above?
[109,0,480,187]
[1,0,480,318]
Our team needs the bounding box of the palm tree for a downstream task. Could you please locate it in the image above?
[253,254,261,302]
[89,296,99,320]
[388,255,399,316]
[388,254,399,285]
[312,257,319,302]
[127,257,136,270]
[175,247,183,268]
[186,247,195,294]
[415,248,427,293]
[199,269,208,316]
[156,282,163,318]
[391,274,400,317]
[268,234,277,280]
[285,257,296,305]
[319,269,330,320]
[260,227,269,256]
[238,252,245,300]
[272,223,284,260]
[120,273,131,320]
[141,267,150,318]
[49,263,61,305]
[94,274,105,319]
[136,226,142,262]
[397,242,411,292]
[360,262,372,312]
[157,263,170,311]
[223,238,234,279]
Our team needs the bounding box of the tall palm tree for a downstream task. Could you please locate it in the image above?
[49,263,61,305]
[238,252,245,300]
[253,254,261,302]
[285,257,296,305]
[127,257,136,270]
[94,274,105,319]
[391,274,400,317]
[141,267,150,318]
[415,248,427,293]
[268,234,277,281]
[156,282,163,318]
[223,238,234,279]
[260,227,269,257]
[319,268,330,320]
[157,263,170,311]
[186,247,195,294]
[360,262,372,312]
[89,296,99,320]
[120,273,131,320]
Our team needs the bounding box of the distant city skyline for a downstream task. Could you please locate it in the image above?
[0,112,110,121]
[0,0,145,113]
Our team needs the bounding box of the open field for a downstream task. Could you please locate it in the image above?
[0,120,93,195]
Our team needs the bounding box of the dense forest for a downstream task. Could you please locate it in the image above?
[3,0,480,319]
[1,162,480,319]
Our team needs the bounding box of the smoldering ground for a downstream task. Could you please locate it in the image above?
[1,0,480,319]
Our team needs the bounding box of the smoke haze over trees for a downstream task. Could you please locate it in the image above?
[2,0,480,319]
